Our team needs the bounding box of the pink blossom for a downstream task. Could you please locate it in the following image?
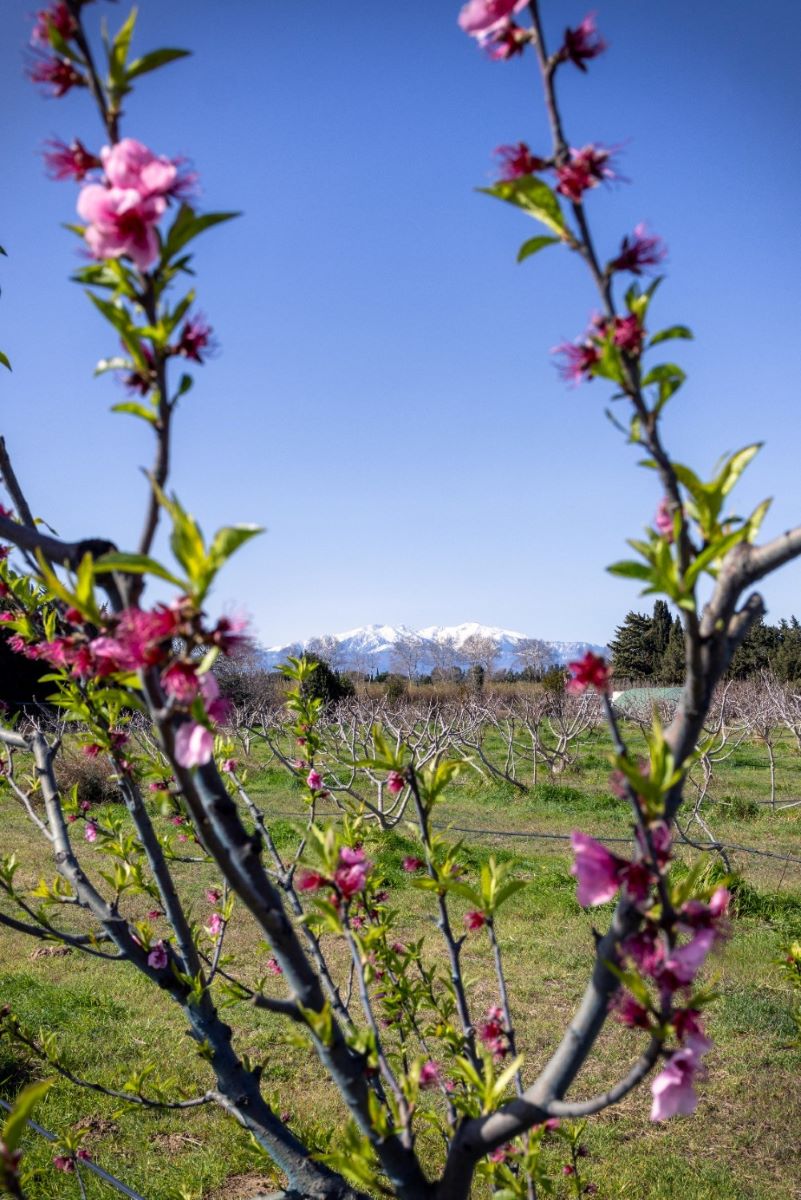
[650,1040,709,1121]
[610,223,667,276]
[611,990,651,1030]
[570,831,623,906]
[654,497,675,541]
[84,822,98,843]
[478,1005,508,1058]
[100,138,188,201]
[82,743,101,759]
[555,144,615,202]
[623,928,664,976]
[147,940,168,970]
[79,800,91,812]
[266,957,283,975]
[660,928,716,989]
[307,769,323,790]
[221,758,237,773]
[612,313,644,356]
[567,651,610,694]
[210,613,250,655]
[199,672,231,724]
[386,770,405,795]
[206,888,222,904]
[557,12,607,72]
[77,183,165,271]
[402,856,424,872]
[710,886,730,919]
[147,910,162,920]
[176,315,214,363]
[418,1059,442,1089]
[552,339,600,385]
[53,1155,75,1172]
[494,142,547,181]
[208,912,223,936]
[43,138,100,182]
[465,910,486,930]
[161,660,200,702]
[296,869,326,892]
[478,22,528,60]
[334,848,370,900]
[28,54,83,96]
[458,0,527,36]
[174,721,214,768]
[31,3,75,46]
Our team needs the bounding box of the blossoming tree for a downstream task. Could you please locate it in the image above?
[0,2,799,1198]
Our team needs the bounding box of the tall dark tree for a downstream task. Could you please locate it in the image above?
[651,600,672,663]
[728,615,781,679]
[609,611,655,680]
[659,616,685,684]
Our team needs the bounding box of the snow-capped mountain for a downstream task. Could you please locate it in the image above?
[259,623,606,674]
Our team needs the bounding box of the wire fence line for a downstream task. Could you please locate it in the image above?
[264,811,801,868]
[0,1097,147,1200]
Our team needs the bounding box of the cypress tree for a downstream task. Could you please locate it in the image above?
[609,611,655,680]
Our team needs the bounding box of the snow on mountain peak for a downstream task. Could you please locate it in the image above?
[261,622,606,673]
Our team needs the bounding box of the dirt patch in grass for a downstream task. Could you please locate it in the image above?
[207,1171,278,1199]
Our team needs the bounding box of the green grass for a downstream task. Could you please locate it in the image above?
[1,723,799,1199]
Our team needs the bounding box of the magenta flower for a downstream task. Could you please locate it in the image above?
[53,1155,75,1173]
[386,770,405,795]
[654,496,675,541]
[147,940,168,970]
[650,1044,706,1121]
[458,0,527,36]
[418,1059,442,1089]
[174,721,214,769]
[611,990,651,1030]
[660,927,716,988]
[402,856,424,872]
[207,912,224,936]
[552,339,600,385]
[611,313,644,356]
[335,847,370,899]
[307,769,323,790]
[610,223,667,276]
[555,144,615,202]
[478,1005,508,1058]
[82,743,101,759]
[570,831,623,906]
[557,12,607,72]
[221,758,237,774]
[296,869,326,892]
[199,671,231,724]
[77,183,165,271]
[494,142,547,181]
[31,3,75,46]
[100,138,190,201]
[176,315,214,363]
[566,651,610,694]
[84,821,98,843]
[465,910,486,931]
[161,660,200,702]
[28,54,84,97]
[206,888,222,904]
[43,138,100,182]
[266,956,283,976]
[478,22,528,60]
[147,910,162,920]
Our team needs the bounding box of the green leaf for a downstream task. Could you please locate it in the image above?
[161,206,240,263]
[208,524,263,567]
[126,47,191,80]
[649,325,693,347]
[108,6,137,87]
[94,551,187,589]
[111,401,157,423]
[607,560,654,582]
[0,350,11,371]
[2,1078,54,1153]
[478,177,566,238]
[516,235,560,263]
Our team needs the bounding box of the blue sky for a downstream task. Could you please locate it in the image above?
[1,1,800,647]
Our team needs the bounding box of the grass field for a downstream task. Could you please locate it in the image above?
[1,725,800,1200]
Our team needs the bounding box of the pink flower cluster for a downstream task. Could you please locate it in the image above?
[552,302,651,386]
[566,651,610,694]
[77,138,193,271]
[555,144,617,202]
[297,845,372,903]
[459,5,606,70]
[478,1005,509,1059]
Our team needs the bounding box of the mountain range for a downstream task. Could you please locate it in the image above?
[259,622,607,674]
